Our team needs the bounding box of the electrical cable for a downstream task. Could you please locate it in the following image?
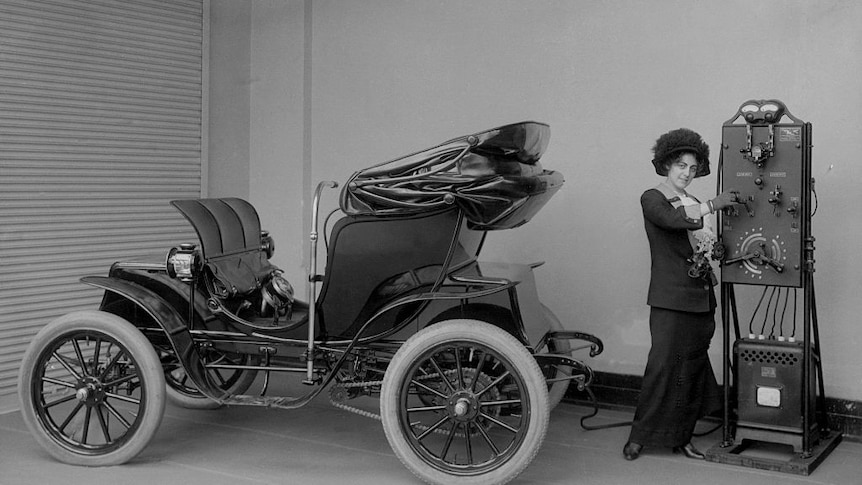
[759,286,777,336]
[578,385,722,437]
[778,286,790,339]
[748,286,769,335]
[791,288,798,337]
[693,421,723,437]
[578,386,632,431]
[768,287,782,338]
[811,179,818,217]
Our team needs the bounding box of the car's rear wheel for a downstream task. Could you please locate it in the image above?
[381,319,549,485]
[17,310,165,466]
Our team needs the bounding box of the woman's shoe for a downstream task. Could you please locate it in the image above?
[672,442,705,460]
[623,441,643,460]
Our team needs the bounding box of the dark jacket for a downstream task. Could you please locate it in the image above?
[641,188,716,313]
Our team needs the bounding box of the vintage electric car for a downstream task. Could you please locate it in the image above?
[18,121,603,485]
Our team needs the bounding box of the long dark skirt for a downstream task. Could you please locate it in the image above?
[628,307,722,447]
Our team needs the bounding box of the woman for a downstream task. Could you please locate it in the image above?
[623,128,738,461]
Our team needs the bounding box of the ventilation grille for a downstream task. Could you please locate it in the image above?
[739,348,799,366]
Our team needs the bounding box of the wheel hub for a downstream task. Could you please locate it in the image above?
[448,391,479,421]
[431,369,501,423]
[453,398,470,416]
[76,377,104,404]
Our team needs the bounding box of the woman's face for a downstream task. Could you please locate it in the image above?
[665,153,699,192]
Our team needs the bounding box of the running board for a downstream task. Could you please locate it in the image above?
[221,393,317,410]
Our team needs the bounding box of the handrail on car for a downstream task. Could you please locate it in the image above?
[305,180,339,384]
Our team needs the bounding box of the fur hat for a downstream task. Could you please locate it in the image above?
[651,128,710,177]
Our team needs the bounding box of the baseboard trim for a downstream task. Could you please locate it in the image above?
[564,371,861,443]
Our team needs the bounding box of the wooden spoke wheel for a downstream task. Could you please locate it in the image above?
[17,311,165,466]
[381,320,549,485]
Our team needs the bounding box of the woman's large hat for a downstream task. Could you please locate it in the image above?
[651,128,710,177]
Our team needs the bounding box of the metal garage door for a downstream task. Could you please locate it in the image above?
[0,0,206,412]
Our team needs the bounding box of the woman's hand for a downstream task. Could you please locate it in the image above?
[710,190,740,211]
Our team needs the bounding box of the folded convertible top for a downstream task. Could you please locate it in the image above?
[340,121,564,230]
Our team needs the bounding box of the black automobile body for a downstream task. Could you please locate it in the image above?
[18,121,603,485]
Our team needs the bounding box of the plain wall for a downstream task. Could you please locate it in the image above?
[209,0,862,402]
[208,1,250,198]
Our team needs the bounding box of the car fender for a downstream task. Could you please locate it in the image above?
[426,302,527,345]
[80,275,230,403]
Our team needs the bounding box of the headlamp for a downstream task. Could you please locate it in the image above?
[166,243,200,282]
[261,230,275,259]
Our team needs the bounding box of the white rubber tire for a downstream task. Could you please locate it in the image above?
[18,310,166,466]
[380,319,549,485]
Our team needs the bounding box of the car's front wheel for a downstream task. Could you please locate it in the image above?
[17,310,166,466]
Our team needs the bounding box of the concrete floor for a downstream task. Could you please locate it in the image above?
[2,378,860,485]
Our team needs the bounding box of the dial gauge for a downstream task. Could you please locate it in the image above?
[734,227,787,280]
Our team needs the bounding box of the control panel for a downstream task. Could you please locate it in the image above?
[720,100,811,288]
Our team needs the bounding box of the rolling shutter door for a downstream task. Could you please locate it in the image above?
[0,0,206,412]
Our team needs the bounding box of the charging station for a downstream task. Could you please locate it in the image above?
[704,100,842,475]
